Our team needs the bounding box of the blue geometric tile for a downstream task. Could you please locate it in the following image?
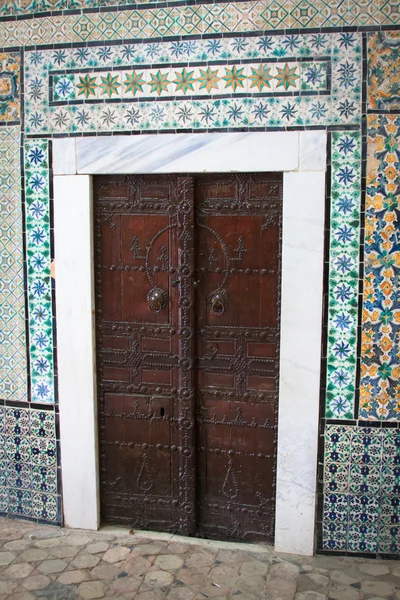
[322,520,348,551]
[349,495,380,523]
[30,438,57,467]
[0,407,60,523]
[4,436,31,463]
[349,464,381,495]
[322,426,400,555]
[7,462,31,489]
[347,521,378,553]
[30,410,56,439]
[5,408,30,436]
[0,487,7,512]
[31,466,57,494]
[323,492,349,522]
[32,492,58,521]
[351,428,383,464]
[324,425,352,463]
[8,488,32,517]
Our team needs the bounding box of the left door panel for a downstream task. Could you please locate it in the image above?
[94,175,196,534]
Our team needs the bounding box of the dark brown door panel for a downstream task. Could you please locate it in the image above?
[95,173,282,542]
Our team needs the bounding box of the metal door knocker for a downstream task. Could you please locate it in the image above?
[209,290,228,315]
[147,287,168,313]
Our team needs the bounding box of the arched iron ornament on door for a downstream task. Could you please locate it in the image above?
[94,173,282,543]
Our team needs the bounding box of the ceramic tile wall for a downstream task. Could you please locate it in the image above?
[0,134,59,522]
[0,69,59,520]
[317,31,400,556]
[0,0,398,543]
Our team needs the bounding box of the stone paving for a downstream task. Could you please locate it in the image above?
[0,519,399,600]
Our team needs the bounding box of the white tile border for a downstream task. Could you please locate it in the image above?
[53,131,326,554]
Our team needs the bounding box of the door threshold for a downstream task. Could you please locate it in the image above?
[99,525,273,554]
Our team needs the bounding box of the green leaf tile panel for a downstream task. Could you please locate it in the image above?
[325,132,362,420]
[24,140,55,405]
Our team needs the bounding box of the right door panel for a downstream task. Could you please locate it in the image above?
[194,173,282,543]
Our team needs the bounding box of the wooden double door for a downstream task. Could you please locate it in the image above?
[94,173,282,543]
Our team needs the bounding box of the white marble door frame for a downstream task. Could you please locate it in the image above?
[53,131,326,556]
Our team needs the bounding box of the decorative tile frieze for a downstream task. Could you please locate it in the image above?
[322,425,400,554]
[24,140,55,405]
[0,125,27,402]
[368,31,400,111]
[0,406,60,522]
[359,115,400,421]
[25,32,361,134]
[0,2,381,51]
[325,131,361,420]
[33,33,336,67]
[50,60,329,104]
[0,0,399,28]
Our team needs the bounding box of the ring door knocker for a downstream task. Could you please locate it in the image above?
[147,287,168,313]
[143,225,174,314]
[209,289,228,316]
[197,223,230,318]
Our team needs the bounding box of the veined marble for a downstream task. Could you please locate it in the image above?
[68,132,301,174]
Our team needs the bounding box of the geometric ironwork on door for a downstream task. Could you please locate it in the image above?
[94,173,282,543]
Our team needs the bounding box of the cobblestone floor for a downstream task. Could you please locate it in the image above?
[0,518,399,600]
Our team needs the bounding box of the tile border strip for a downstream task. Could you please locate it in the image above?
[24,139,55,405]
[0,125,27,402]
[0,3,398,48]
[325,131,362,419]
[0,0,399,29]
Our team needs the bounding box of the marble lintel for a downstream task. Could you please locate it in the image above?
[75,132,300,174]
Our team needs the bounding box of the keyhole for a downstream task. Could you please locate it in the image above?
[160,407,165,417]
